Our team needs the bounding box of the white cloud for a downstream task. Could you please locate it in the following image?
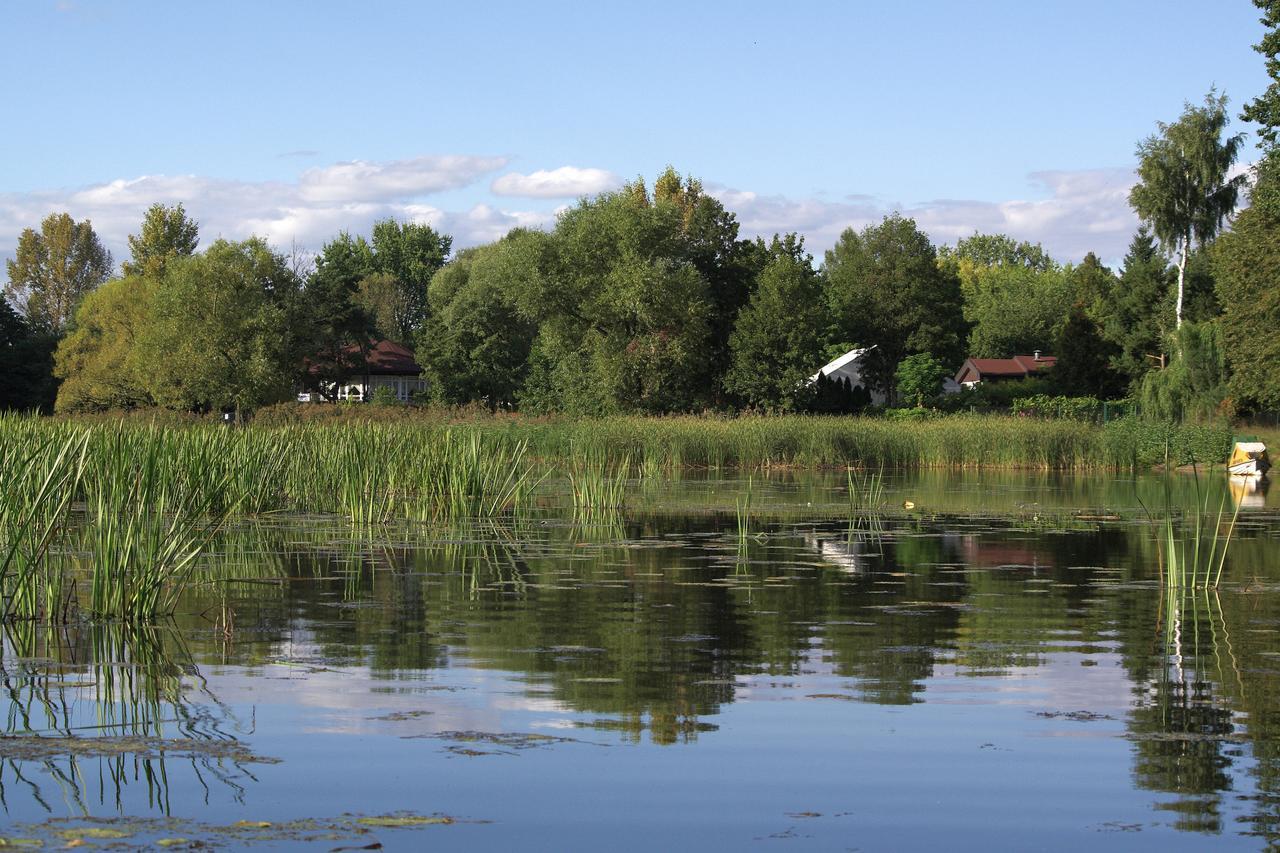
[298,155,508,203]
[0,156,546,270]
[711,167,1145,265]
[491,166,622,198]
[0,161,1187,280]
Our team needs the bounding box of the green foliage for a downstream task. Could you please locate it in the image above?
[513,171,730,414]
[1211,205,1280,410]
[122,203,199,278]
[959,262,1073,357]
[302,232,377,395]
[1136,322,1229,422]
[942,376,1058,413]
[1100,416,1232,467]
[939,232,1055,272]
[137,239,305,415]
[1129,91,1245,326]
[823,214,967,393]
[1054,305,1124,398]
[418,234,541,407]
[1181,248,1220,323]
[810,373,872,414]
[1102,227,1172,384]
[724,236,826,411]
[369,385,401,406]
[1067,252,1116,314]
[4,212,113,333]
[355,271,409,342]
[1009,394,1101,421]
[894,353,948,407]
[1242,0,1280,146]
[367,218,452,340]
[53,276,155,412]
[0,299,57,412]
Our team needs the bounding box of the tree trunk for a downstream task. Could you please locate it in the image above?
[1175,241,1187,329]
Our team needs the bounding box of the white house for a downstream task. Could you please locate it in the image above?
[809,346,887,406]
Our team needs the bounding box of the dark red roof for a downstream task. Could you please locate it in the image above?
[306,340,422,377]
[362,340,422,376]
[956,354,1056,382]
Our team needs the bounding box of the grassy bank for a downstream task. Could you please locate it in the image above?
[36,409,1237,472]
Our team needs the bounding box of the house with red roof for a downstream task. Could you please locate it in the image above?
[301,339,428,402]
[954,352,1056,387]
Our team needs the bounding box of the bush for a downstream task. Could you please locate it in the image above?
[369,386,401,407]
[1010,394,1102,421]
[1101,417,1233,467]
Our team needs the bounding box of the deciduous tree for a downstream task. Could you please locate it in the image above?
[724,236,827,411]
[0,299,57,411]
[895,352,948,408]
[52,276,155,412]
[122,203,199,277]
[1212,205,1280,410]
[823,215,967,394]
[368,218,452,339]
[302,232,375,397]
[1241,0,1280,216]
[417,232,542,407]
[138,239,304,416]
[1129,91,1245,327]
[4,213,112,333]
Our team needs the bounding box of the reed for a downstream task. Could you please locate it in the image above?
[847,468,886,516]
[1154,472,1242,591]
[568,449,629,525]
[83,426,237,622]
[735,476,755,546]
[0,431,89,622]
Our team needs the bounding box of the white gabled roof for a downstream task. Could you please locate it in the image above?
[809,345,875,384]
[1234,442,1267,453]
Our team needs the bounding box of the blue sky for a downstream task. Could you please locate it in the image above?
[0,0,1271,268]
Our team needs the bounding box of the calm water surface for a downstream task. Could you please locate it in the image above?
[2,471,1279,850]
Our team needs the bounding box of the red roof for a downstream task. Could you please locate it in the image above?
[362,340,422,376]
[956,354,1056,383]
[306,340,422,377]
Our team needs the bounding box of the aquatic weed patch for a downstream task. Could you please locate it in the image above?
[13,811,472,849]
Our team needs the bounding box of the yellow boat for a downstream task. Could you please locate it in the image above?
[1228,441,1270,477]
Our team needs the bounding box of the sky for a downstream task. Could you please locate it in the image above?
[0,0,1272,273]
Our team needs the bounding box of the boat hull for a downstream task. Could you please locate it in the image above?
[1228,458,1270,477]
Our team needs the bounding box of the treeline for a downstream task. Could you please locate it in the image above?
[0,168,1267,420]
[5,1,1280,420]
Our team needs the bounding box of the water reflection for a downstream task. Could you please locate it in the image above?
[2,477,1280,845]
[0,622,257,816]
[1229,474,1270,509]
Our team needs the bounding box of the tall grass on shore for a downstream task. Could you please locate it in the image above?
[44,409,1237,471]
[0,409,1240,624]
[441,413,1233,472]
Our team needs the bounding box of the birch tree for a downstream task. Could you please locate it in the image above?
[1129,91,1245,328]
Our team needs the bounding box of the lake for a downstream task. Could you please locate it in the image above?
[2,470,1278,850]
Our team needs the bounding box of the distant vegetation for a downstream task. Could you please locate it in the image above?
[5,5,1280,426]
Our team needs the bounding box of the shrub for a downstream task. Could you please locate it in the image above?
[1010,394,1102,421]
